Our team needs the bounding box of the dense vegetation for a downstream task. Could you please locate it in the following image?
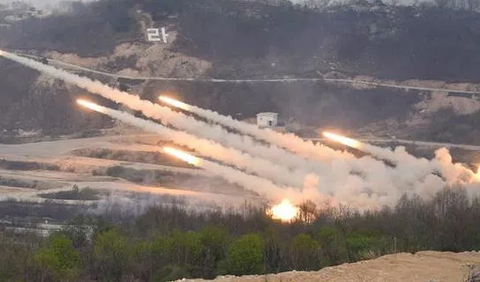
[1,187,479,281]
[0,159,59,171]
[73,148,196,168]
[39,186,101,201]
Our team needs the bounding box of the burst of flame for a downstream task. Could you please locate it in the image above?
[269,199,299,222]
[322,131,361,149]
[475,166,480,182]
[158,96,191,111]
[163,147,200,166]
[77,99,105,113]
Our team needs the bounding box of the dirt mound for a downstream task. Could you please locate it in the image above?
[184,251,480,282]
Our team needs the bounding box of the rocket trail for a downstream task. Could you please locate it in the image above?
[162,147,294,201]
[4,50,479,210]
[158,95,352,162]
[323,131,477,185]
[0,50,328,174]
[77,99,310,188]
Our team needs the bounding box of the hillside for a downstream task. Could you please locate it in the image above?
[3,0,480,81]
[0,0,479,144]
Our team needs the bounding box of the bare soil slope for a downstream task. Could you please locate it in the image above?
[185,251,480,282]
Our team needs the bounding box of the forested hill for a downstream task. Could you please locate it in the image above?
[1,0,480,82]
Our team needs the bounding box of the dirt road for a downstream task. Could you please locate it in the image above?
[14,52,480,96]
[308,137,480,151]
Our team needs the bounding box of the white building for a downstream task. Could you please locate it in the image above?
[256,112,278,128]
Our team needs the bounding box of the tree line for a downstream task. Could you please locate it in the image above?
[0,187,479,281]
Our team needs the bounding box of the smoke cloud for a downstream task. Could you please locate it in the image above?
[164,147,296,202]
[0,51,328,175]
[1,50,479,211]
[77,100,310,189]
[336,136,476,185]
[159,96,352,162]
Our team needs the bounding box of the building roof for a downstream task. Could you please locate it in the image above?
[256,112,278,117]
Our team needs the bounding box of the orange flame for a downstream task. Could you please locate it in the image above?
[77,99,105,113]
[322,132,360,148]
[163,147,200,166]
[158,96,191,111]
[269,199,299,222]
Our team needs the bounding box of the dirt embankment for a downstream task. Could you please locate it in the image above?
[183,251,480,282]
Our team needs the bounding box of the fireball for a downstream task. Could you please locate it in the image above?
[269,199,299,222]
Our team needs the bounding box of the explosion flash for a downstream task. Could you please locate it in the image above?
[77,99,105,113]
[269,199,299,222]
[163,147,201,166]
[323,132,361,149]
[159,96,191,111]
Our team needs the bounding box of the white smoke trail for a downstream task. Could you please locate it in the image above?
[3,51,477,210]
[77,100,310,188]
[176,151,297,202]
[431,148,476,184]
[323,131,476,185]
[159,96,353,162]
[356,141,475,185]
[0,50,327,174]
[102,98,423,207]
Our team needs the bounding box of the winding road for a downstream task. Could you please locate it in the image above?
[308,137,480,151]
[15,52,480,96]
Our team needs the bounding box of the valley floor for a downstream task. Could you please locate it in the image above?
[0,134,261,208]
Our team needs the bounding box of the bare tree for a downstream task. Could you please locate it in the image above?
[434,0,453,9]
[465,0,480,10]
[304,0,332,10]
[385,0,401,6]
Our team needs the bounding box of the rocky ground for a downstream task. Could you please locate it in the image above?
[183,251,480,282]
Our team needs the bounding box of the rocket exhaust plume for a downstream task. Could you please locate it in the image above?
[77,99,106,113]
[0,50,327,174]
[163,147,200,166]
[162,147,296,200]
[159,96,191,111]
[157,96,471,191]
[323,131,477,185]
[5,51,477,209]
[475,167,480,182]
[322,132,361,149]
[76,99,310,188]
[268,199,299,222]
[158,95,352,163]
